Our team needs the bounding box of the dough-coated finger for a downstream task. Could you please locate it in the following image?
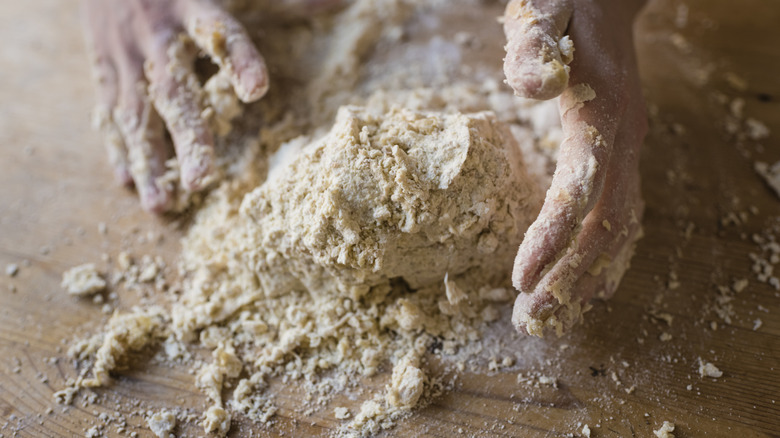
[113,75,173,213]
[512,83,620,294]
[83,2,133,185]
[93,106,133,186]
[184,0,269,102]
[513,197,644,336]
[90,57,134,186]
[144,35,216,191]
[513,90,646,336]
[503,0,574,100]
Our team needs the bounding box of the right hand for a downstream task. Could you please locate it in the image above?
[82,0,269,213]
[503,0,649,336]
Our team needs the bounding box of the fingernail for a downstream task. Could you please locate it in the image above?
[238,67,268,102]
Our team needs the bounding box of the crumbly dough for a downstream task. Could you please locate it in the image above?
[334,407,351,419]
[61,263,107,296]
[203,405,231,436]
[147,410,176,438]
[54,308,166,404]
[653,421,676,438]
[239,106,541,298]
[204,71,242,137]
[698,359,723,378]
[386,354,426,409]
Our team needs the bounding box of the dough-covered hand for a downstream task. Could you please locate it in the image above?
[503,0,648,336]
[82,0,269,213]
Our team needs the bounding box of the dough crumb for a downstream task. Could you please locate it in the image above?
[146,410,176,438]
[698,359,723,378]
[5,263,19,277]
[653,421,676,438]
[202,405,231,437]
[386,355,426,409]
[334,407,351,419]
[239,106,541,298]
[61,263,106,296]
[755,161,780,199]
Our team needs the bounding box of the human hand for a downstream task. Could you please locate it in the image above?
[82,0,268,212]
[503,0,648,336]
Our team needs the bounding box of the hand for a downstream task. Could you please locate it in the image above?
[503,0,648,336]
[82,0,268,212]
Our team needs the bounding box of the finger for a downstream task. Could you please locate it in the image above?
[90,56,134,186]
[144,35,216,191]
[83,3,133,186]
[512,86,616,293]
[503,0,574,100]
[93,107,133,186]
[513,108,646,336]
[513,202,643,336]
[113,71,173,214]
[184,0,269,103]
[512,5,638,293]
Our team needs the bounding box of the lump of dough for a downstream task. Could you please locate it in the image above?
[386,354,425,409]
[61,263,106,296]
[240,106,542,298]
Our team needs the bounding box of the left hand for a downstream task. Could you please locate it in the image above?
[83,0,269,212]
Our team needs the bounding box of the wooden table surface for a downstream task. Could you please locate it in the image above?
[1,0,779,437]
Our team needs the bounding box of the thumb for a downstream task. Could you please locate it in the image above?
[503,0,574,100]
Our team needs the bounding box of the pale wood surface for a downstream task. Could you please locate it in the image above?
[1,1,779,437]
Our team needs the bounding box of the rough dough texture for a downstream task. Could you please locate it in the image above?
[240,106,542,298]
[698,359,723,378]
[386,354,426,409]
[146,410,176,438]
[653,421,676,438]
[61,263,106,296]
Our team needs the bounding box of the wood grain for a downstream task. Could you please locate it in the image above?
[1,0,778,437]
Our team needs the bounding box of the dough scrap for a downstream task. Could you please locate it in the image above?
[147,410,176,438]
[61,264,107,297]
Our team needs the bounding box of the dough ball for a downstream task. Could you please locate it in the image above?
[240,106,542,297]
